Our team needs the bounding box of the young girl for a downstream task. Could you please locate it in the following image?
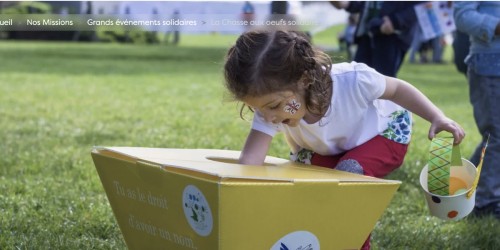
[223,30,465,248]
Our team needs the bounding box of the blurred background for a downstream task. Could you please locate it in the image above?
[0,1,347,43]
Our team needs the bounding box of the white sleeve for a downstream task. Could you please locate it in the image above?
[251,111,280,137]
[352,62,387,102]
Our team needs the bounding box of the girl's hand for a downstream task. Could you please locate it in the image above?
[428,116,466,144]
[380,16,395,35]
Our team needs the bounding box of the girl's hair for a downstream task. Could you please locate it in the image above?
[224,29,333,119]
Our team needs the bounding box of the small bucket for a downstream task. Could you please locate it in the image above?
[419,158,477,220]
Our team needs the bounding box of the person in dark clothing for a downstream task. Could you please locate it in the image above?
[331,1,421,77]
[271,1,288,14]
[452,30,470,76]
[242,1,255,31]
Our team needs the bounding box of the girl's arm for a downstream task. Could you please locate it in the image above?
[380,76,465,144]
[239,129,273,165]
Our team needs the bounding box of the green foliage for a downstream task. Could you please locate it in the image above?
[0,1,52,14]
[0,30,498,249]
[96,28,160,44]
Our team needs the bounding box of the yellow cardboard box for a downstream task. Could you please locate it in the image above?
[91,147,401,250]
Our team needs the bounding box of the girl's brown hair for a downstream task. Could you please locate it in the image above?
[224,29,333,119]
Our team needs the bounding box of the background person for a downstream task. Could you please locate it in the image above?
[337,13,359,61]
[454,1,500,219]
[241,1,255,31]
[331,1,421,77]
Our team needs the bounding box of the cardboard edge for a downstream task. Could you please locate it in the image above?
[92,146,401,184]
[92,146,139,162]
[159,159,297,183]
[339,180,402,186]
[91,147,296,183]
[92,147,139,164]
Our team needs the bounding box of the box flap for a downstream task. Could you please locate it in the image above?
[92,147,400,184]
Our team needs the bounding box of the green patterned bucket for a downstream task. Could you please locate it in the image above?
[420,159,476,220]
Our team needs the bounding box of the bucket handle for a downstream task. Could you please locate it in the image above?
[466,134,490,199]
[427,135,461,196]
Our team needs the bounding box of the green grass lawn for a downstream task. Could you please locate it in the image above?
[1,30,499,249]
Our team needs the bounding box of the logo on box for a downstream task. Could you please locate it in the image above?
[182,185,213,236]
[271,231,320,250]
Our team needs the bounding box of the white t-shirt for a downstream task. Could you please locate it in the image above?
[252,62,411,155]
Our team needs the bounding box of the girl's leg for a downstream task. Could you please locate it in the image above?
[310,135,408,178]
[338,135,408,178]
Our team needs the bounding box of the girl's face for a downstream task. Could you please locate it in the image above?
[242,90,308,127]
